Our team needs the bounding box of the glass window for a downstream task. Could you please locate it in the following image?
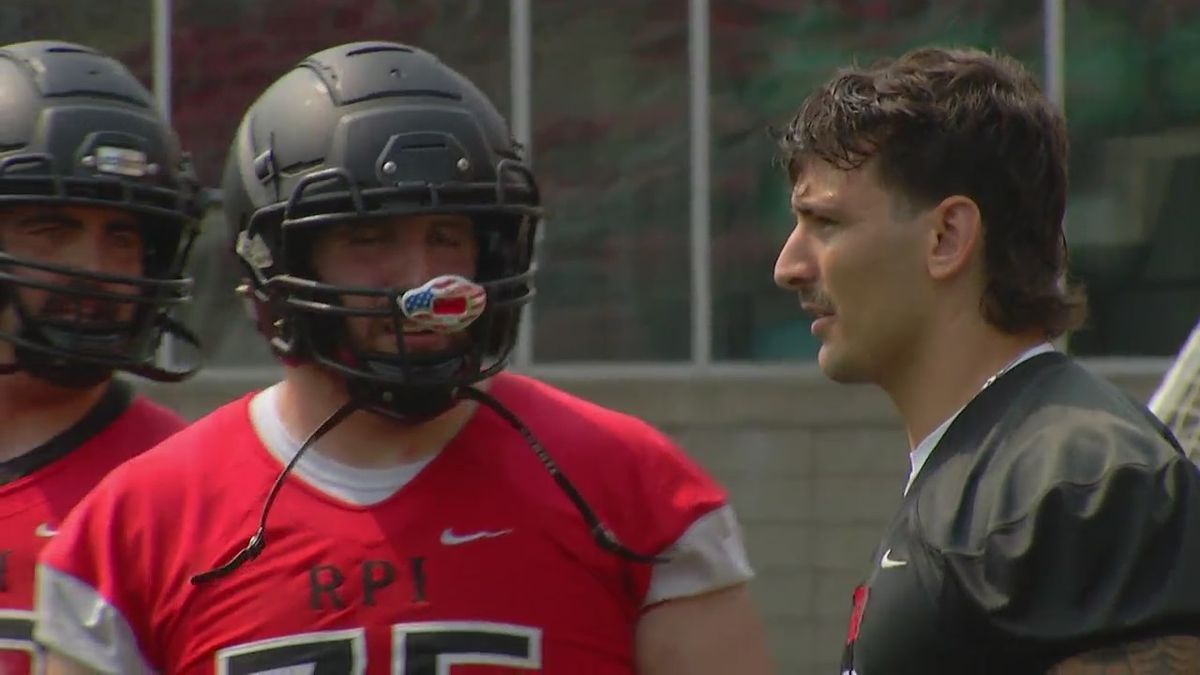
[173,0,511,366]
[530,2,691,361]
[709,1,1046,361]
[1062,1,1200,356]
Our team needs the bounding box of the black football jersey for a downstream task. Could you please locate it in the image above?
[841,352,1200,674]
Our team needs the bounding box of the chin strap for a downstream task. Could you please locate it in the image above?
[190,382,668,586]
[190,400,357,585]
[457,385,667,564]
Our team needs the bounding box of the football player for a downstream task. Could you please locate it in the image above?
[774,45,1200,674]
[36,42,773,674]
[0,41,201,674]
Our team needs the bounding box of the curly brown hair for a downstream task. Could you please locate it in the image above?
[779,46,1086,338]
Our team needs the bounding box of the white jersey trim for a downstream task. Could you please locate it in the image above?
[33,564,157,675]
[643,504,754,607]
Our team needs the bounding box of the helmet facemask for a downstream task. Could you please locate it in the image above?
[237,186,537,422]
[0,175,201,387]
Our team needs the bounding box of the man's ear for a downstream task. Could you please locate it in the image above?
[926,195,983,282]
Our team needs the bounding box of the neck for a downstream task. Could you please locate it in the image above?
[276,365,484,469]
[0,373,110,462]
[881,318,1045,450]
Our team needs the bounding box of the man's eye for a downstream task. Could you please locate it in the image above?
[110,229,142,249]
[431,230,467,247]
[810,215,838,230]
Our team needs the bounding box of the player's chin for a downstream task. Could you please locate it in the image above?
[817,343,868,384]
[402,332,457,353]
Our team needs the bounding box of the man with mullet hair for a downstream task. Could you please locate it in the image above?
[773,45,1200,674]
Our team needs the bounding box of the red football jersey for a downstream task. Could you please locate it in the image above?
[0,382,185,675]
[37,373,747,674]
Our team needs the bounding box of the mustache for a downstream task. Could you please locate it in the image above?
[39,283,129,323]
[797,288,835,313]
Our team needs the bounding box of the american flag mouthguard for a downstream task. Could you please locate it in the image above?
[397,274,488,333]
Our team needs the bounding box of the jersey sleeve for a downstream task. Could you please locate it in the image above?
[941,449,1200,664]
[34,462,159,674]
[620,425,754,608]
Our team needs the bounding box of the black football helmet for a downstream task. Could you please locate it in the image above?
[0,41,202,387]
[224,41,540,421]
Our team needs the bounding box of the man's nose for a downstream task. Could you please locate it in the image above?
[773,226,817,291]
[386,246,437,290]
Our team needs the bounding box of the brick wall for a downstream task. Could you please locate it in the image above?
[137,362,1168,674]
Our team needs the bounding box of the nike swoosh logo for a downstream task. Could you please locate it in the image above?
[35,523,59,538]
[440,528,513,546]
[880,548,907,569]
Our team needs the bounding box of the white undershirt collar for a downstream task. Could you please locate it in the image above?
[249,384,438,506]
